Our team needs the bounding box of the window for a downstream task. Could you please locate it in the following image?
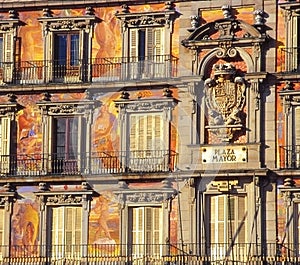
[0,101,21,175]
[38,12,99,83]
[128,207,162,259]
[50,206,82,257]
[51,116,83,173]
[280,4,300,72]
[208,195,246,259]
[0,18,21,83]
[115,97,177,173]
[35,189,94,261]
[53,33,80,80]
[129,113,167,171]
[37,100,96,175]
[129,27,165,79]
[51,116,84,174]
[116,7,179,80]
[279,89,300,168]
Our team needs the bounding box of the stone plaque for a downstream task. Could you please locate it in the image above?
[202,146,247,163]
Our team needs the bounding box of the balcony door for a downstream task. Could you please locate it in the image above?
[128,206,162,265]
[208,195,246,261]
[49,206,82,258]
[52,117,80,174]
[53,32,80,82]
[129,113,167,172]
[129,27,164,79]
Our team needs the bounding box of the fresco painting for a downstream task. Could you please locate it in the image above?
[11,195,39,256]
[89,192,119,245]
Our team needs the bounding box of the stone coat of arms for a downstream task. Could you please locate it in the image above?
[204,63,246,142]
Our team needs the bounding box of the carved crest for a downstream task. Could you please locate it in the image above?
[204,63,246,142]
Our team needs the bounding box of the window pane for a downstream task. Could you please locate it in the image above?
[54,117,79,158]
[70,34,79,66]
[52,207,82,250]
[209,195,246,244]
[0,36,3,64]
[55,35,67,65]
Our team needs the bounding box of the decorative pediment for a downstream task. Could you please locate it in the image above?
[38,8,101,34]
[115,5,180,30]
[182,19,266,49]
[37,99,100,116]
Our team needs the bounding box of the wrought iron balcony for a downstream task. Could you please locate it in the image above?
[0,150,178,177]
[279,145,300,169]
[0,242,296,264]
[0,55,178,85]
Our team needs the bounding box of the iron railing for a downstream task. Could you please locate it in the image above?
[279,145,300,169]
[0,150,178,176]
[0,55,178,85]
[0,243,297,264]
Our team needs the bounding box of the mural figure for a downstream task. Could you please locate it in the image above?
[94,196,112,240]
[11,200,39,256]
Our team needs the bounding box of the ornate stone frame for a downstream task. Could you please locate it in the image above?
[279,186,300,248]
[0,97,23,176]
[279,86,300,164]
[114,96,177,158]
[38,8,100,83]
[0,183,18,257]
[0,12,23,84]
[114,180,176,254]
[181,6,268,145]
[35,182,96,256]
[37,95,100,175]
[279,2,300,72]
[115,4,180,58]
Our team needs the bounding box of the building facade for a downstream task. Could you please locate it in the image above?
[0,0,298,264]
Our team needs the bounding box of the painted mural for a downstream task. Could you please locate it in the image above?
[11,189,39,256]
[89,192,119,246]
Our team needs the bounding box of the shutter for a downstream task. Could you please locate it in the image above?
[152,208,161,246]
[129,29,138,60]
[74,208,82,246]
[0,208,3,247]
[1,117,10,156]
[146,28,154,59]
[154,115,164,150]
[3,32,14,82]
[52,207,64,246]
[296,107,300,145]
[130,115,137,151]
[130,114,164,152]
[237,196,246,243]
[1,118,10,174]
[153,28,164,58]
[132,207,144,245]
